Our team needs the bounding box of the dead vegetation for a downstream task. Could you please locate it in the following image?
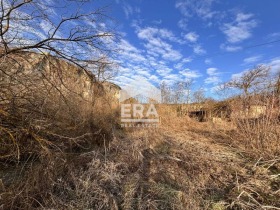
[0,53,279,209]
[2,94,279,209]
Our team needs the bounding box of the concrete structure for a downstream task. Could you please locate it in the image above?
[0,51,121,106]
[231,105,267,119]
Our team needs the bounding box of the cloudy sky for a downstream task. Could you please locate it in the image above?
[4,0,280,98]
[94,0,279,97]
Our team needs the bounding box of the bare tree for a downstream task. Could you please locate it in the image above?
[183,79,193,104]
[173,80,193,104]
[0,0,118,161]
[192,88,206,104]
[0,0,118,114]
[0,0,115,71]
[92,57,119,82]
[226,65,270,98]
[160,80,193,104]
[160,81,171,104]
[173,81,184,104]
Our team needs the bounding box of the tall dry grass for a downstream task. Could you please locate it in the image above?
[0,52,119,209]
[229,94,280,158]
[1,52,279,209]
[1,97,279,209]
[0,53,116,161]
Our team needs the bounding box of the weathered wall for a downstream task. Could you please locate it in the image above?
[0,51,121,106]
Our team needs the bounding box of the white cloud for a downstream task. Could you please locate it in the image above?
[175,1,190,16]
[112,38,162,89]
[174,57,192,69]
[193,45,206,55]
[205,58,212,65]
[220,44,242,52]
[136,26,183,61]
[206,67,218,76]
[178,18,188,30]
[152,19,162,25]
[136,69,151,77]
[118,66,131,74]
[204,76,221,85]
[137,26,184,44]
[117,39,146,63]
[174,63,184,70]
[184,32,199,42]
[179,69,202,79]
[156,67,173,77]
[236,13,254,22]
[182,57,192,63]
[267,32,280,40]
[164,74,181,81]
[123,5,133,18]
[162,49,183,61]
[205,67,221,85]
[207,22,213,27]
[221,12,258,43]
[243,55,262,64]
[149,75,160,83]
[119,39,141,53]
[122,3,140,19]
[268,57,280,74]
[175,0,216,20]
[231,70,248,80]
[44,0,55,4]
[36,1,57,16]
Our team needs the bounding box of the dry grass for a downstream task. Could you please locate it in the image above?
[1,105,280,209]
[224,94,280,159]
[1,53,279,209]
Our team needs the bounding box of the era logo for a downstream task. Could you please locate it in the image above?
[121,104,158,119]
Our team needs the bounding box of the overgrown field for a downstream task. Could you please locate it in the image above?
[1,104,279,209]
[0,53,279,209]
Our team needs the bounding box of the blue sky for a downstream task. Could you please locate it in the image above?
[94,0,280,98]
[4,0,280,98]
